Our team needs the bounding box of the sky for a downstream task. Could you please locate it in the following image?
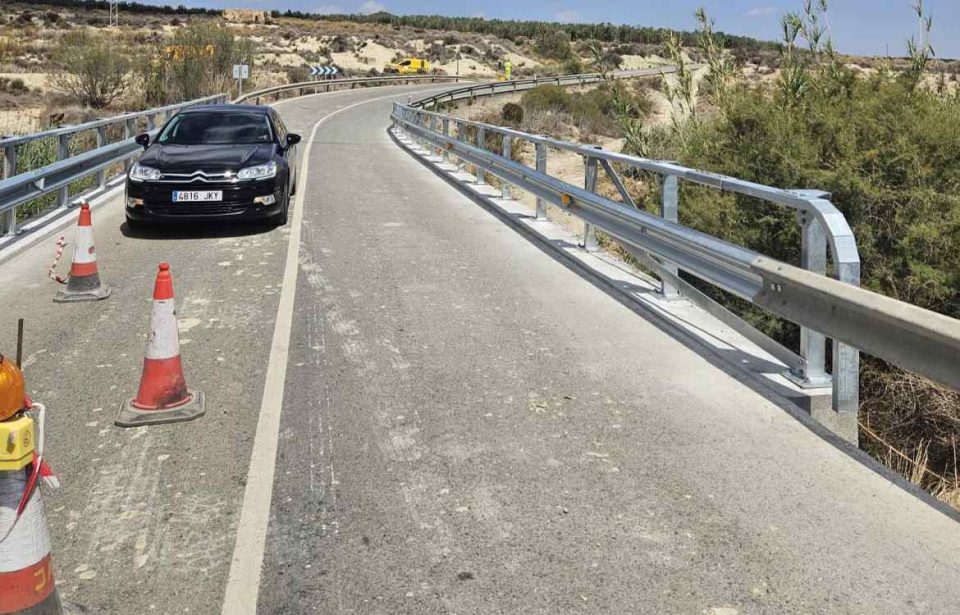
[142,0,960,59]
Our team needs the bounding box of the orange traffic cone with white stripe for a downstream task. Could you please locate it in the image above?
[53,202,110,303]
[115,263,204,428]
[1,358,64,614]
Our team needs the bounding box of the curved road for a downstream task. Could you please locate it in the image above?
[2,83,960,614]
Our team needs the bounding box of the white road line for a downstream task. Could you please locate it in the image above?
[220,88,445,614]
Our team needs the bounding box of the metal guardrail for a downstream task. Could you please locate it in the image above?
[0,75,470,239]
[0,94,227,237]
[390,100,960,420]
[411,67,677,109]
[234,74,464,105]
[0,71,627,241]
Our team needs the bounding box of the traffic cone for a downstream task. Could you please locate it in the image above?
[115,263,204,428]
[0,378,63,614]
[53,202,111,303]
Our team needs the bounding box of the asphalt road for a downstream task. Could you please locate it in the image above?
[3,82,960,614]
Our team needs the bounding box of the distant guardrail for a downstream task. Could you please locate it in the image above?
[411,67,677,109]
[0,70,663,248]
[390,93,960,437]
[0,75,468,241]
[234,74,464,105]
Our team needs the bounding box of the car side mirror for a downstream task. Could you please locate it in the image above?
[285,133,301,148]
[135,133,150,149]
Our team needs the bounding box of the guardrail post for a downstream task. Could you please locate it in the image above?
[146,114,155,131]
[432,116,443,159]
[95,126,107,188]
[582,151,599,251]
[658,174,680,299]
[535,142,548,219]
[455,121,466,171]
[501,136,512,199]
[441,118,451,165]
[418,112,431,152]
[476,127,486,185]
[796,205,832,388]
[1,145,17,236]
[124,118,136,172]
[56,133,70,209]
[833,261,861,415]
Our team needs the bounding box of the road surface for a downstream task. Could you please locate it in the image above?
[1,83,960,614]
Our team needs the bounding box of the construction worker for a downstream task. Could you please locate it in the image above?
[504,59,513,81]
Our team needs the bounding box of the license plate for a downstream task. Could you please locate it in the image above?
[172,190,222,202]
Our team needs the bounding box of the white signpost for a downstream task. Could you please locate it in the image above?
[233,64,250,96]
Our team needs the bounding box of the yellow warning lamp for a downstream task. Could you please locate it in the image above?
[0,354,27,421]
[0,354,34,471]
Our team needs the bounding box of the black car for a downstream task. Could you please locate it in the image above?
[125,105,301,227]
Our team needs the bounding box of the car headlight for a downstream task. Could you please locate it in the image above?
[129,162,162,182]
[237,161,277,181]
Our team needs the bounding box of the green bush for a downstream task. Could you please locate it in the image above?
[520,83,652,140]
[138,23,256,105]
[674,76,960,319]
[534,30,572,60]
[520,84,572,113]
[501,102,523,124]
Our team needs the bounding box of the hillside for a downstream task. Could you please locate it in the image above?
[0,0,765,135]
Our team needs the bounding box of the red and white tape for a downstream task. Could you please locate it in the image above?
[47,236,67,285]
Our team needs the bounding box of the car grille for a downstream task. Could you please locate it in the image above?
[147,202,250,216]
[156,171,238,183]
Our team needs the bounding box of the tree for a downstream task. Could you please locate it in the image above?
[535,30,573,60]
[139,23,257,104]
[51,31,130,108]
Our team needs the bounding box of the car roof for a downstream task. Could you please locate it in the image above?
[180,104,272,115]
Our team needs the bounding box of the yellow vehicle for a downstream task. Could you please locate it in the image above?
[385,58,431,75]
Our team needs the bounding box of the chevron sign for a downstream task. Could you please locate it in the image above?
[309,66,340,78]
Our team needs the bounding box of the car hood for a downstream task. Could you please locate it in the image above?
[139,143,274,173]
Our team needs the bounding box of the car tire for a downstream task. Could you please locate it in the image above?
[273,190,289,227]
[126,217,145,231]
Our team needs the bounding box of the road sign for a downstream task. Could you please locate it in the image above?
[309,65,340,78]
[233,64,250,80]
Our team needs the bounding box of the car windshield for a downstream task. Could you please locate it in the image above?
[157,112,273,145]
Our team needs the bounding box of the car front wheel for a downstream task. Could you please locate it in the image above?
[273,187,290,227]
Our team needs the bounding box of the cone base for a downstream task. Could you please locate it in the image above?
[54,285,112,303]
[115,390,205,428]
[8,586,62,614]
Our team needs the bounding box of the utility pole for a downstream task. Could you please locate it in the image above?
[109,0,119,27]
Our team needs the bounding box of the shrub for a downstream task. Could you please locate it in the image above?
[138,23,256,104]
[50,30,131,108]
[534,30,572,60]
[501,102,523,124]
[521,84,572,113]
[561,55,583,75]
